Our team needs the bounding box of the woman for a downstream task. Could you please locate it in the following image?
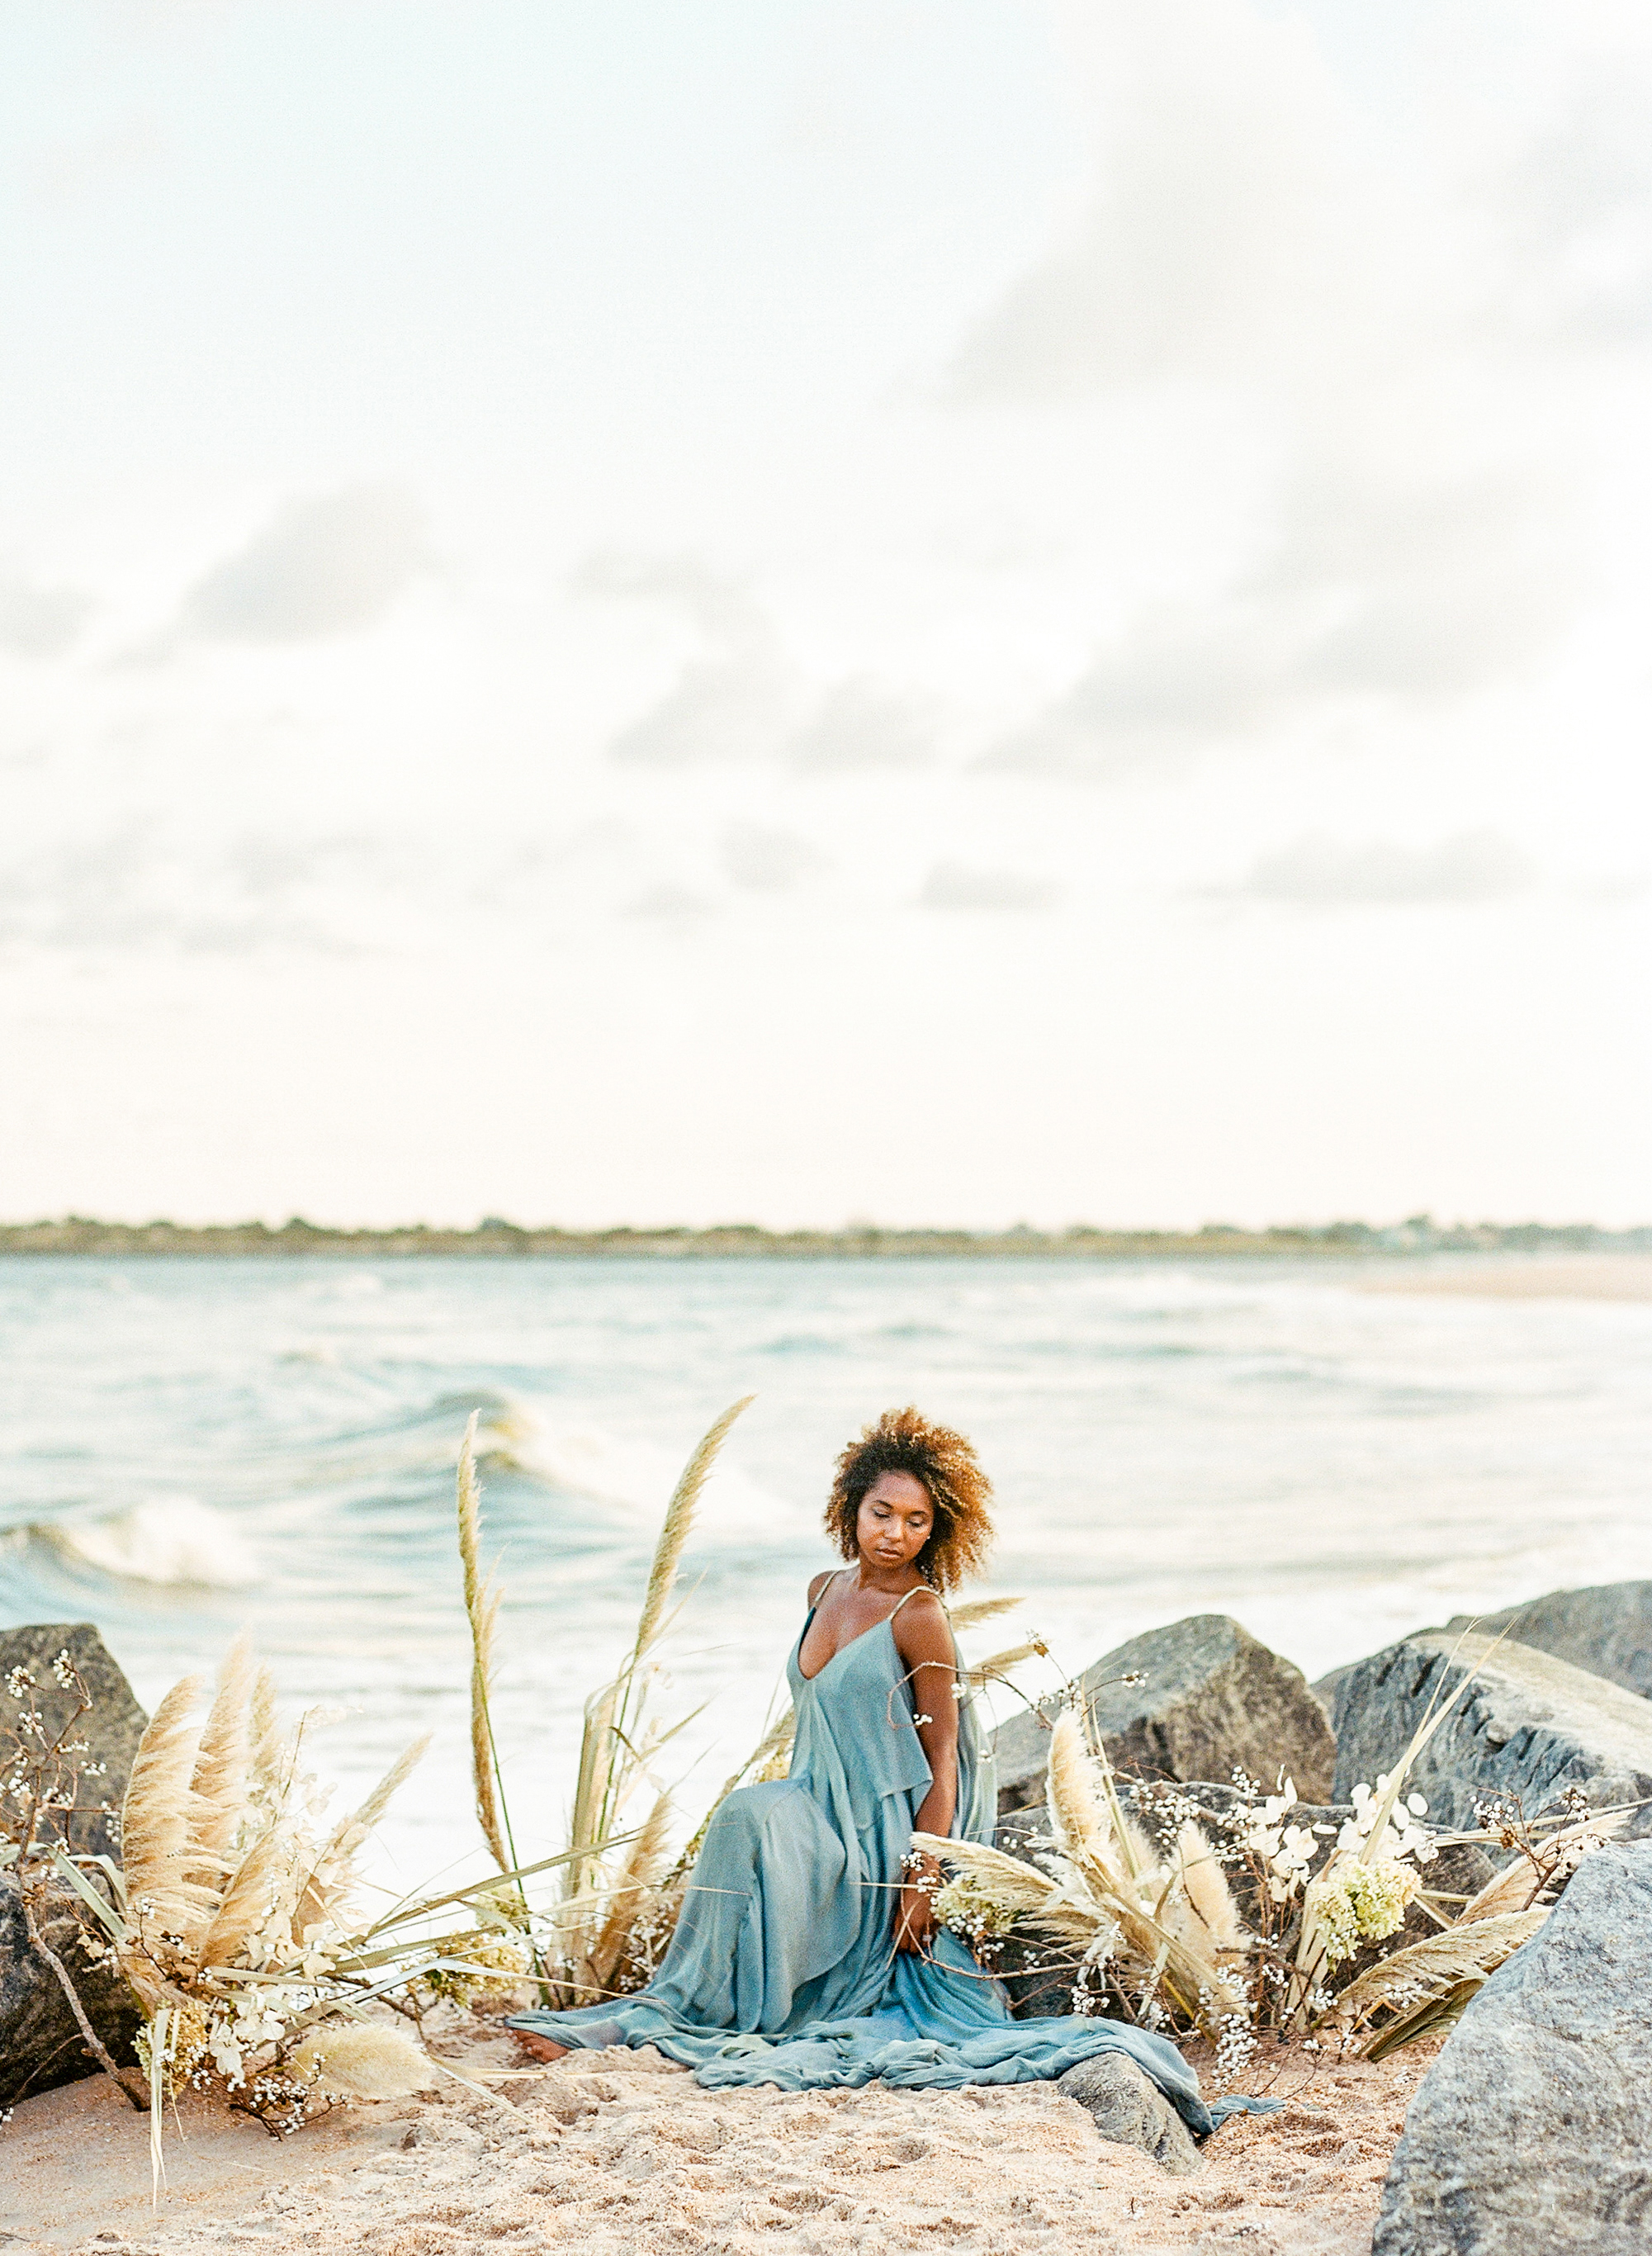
[506,1407,1243,2133]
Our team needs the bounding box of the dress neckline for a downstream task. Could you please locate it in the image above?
[795,1576,929,1685]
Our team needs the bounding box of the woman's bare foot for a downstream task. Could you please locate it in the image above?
[514,2031,570,2064]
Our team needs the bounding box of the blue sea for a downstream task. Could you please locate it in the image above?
[2,1256,1649,1898]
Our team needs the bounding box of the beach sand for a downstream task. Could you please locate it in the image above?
[1358,1253,1652,1301]
[2,2013,1438,2256]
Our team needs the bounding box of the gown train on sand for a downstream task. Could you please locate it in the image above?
[507,1598,1270,2135]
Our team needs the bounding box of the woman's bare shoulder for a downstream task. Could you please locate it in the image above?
[807,1568,839,1607]
[890,1585,949,1647]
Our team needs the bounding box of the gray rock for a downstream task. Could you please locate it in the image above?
[1057,2050,1203,2175]
[1374,1841,1652,2254]
[1330,1631,1652,1836]
[0,1869,142,2106]
[0,1622,147,1865]
[1318,1580,1652,1722]
[1443,1581,1652,1702]
[992,1615,1336,1814]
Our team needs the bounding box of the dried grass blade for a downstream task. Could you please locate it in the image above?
[358,1834,633,1943]
[1356,1624,1517,1865]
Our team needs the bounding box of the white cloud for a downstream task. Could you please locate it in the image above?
[986,457,1579,780]
[947,1,1345,400]
[917,860,1056,912]
[623,881,717,923]
[720,824,824,893]
[178,485,428,642]
[985,607,1282,780]
[609,651,795,766]
[1487,76,1652,344]
[1216,830,1538,908]
[0,822,434,957]
[580,550,802,767]
[788,677,935,772]
[0,576,94,657]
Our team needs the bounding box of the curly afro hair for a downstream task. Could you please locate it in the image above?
[824,1405,994,1595]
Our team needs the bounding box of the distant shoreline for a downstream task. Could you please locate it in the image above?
[2,1216,1650,1260]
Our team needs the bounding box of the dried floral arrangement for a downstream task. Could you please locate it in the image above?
[912,1663,1628,2083]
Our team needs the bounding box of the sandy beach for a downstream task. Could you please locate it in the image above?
[2,2011,1437,2256]
[1359,1255,1652,1301]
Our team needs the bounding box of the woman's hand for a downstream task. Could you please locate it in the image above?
[895,1849,940,1955]
[893,1880,936,1955]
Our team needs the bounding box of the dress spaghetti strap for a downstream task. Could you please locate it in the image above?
[886,1583,935,1621]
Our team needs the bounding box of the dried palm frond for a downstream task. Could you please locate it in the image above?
[1362,1979,1481,2061]
[911,1832,1115,1976]
[1329,1907,1549,2031]
[457,1411,509,1873]
[286,2021,430,2100]
[1455,1857,1545,1924]
[121,1675,215,1958]
[948,1596,1025,1633]
[1457,1809,1629,1925]
[188,1636,253,1877]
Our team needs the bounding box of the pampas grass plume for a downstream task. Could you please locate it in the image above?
[1047,1709,1107,1860]
[286,2022,430,2101]
[248,1665,285,1801]
[947,1596,1024,1633]
[457,1412,509,1871]
[189,1634,254,1874]
[591,1786,673,1982]
[632,1397,754,1663]
[121,1674,216,1953]
[1175,1819,1247,1953]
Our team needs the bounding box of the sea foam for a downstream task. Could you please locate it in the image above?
[47,1497,259,1589]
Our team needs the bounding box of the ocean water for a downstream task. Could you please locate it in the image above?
[2,1255,1650,1901]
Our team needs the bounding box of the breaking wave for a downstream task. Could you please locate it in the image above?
[36,1498,259,1589]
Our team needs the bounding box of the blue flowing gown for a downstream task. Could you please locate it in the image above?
[507,1601,1257,2135]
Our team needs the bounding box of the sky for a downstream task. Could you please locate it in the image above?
[2,0,1650,1230]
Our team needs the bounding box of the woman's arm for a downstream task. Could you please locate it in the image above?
[891,1592,960,1955]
